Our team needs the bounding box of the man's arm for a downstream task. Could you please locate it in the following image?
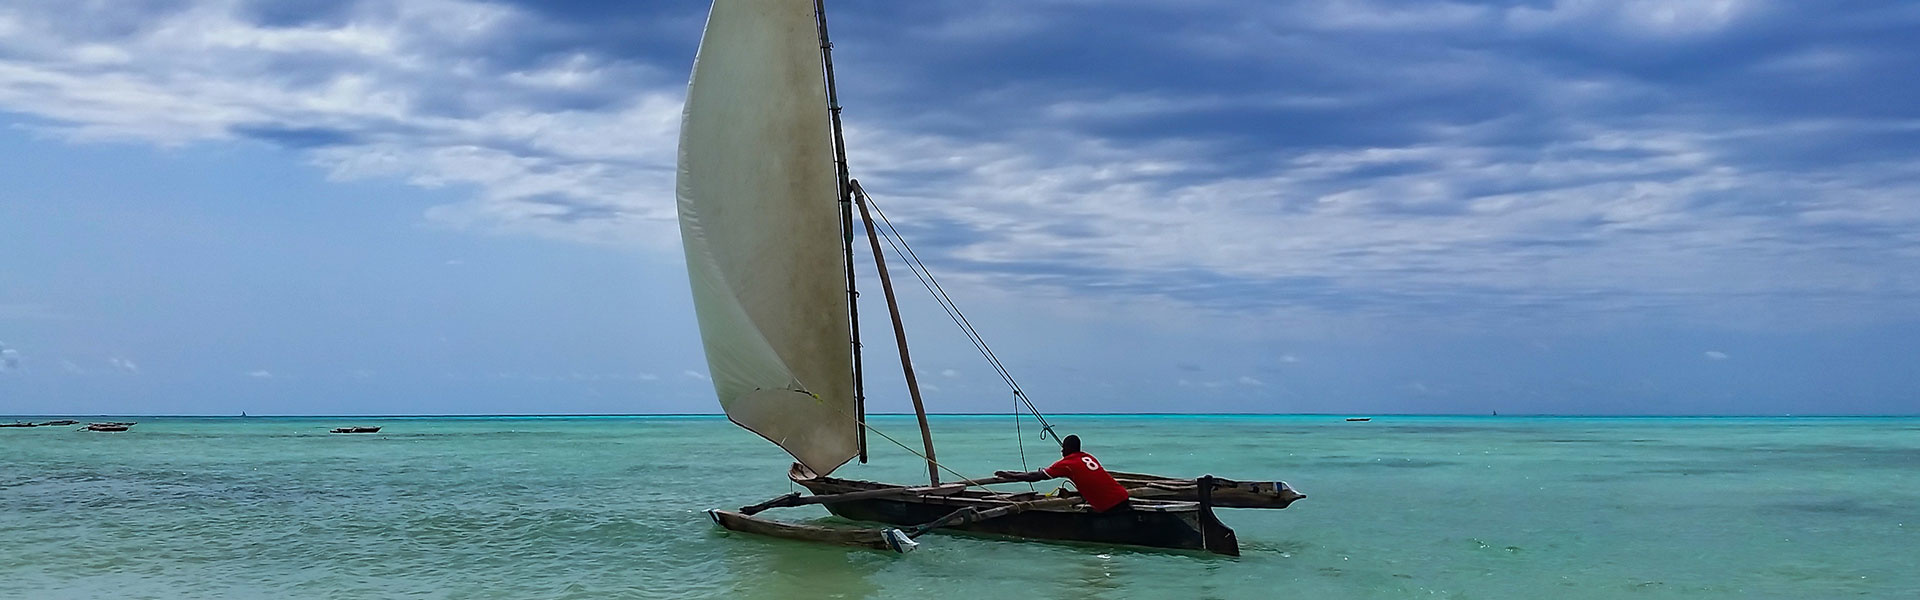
[994,469,1053,482]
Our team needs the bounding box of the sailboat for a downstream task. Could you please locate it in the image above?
[677,0,1303,556]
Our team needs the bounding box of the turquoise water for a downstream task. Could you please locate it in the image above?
[2,415,1915,599]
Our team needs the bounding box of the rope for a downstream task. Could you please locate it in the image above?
[852,182,1059,442]
[800,389,1011,498]
[849,411,1010,497]
[1014,393,1036,492]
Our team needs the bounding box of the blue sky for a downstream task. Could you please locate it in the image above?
[1,0,1916,416]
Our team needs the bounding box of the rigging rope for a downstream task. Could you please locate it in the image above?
[1014,394,1036,491]
[852,181,1059,443]
[829,400,1012,498]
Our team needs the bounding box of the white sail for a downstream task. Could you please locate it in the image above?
[675,0,857,475]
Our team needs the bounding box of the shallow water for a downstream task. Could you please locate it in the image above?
[2,415,1915,599]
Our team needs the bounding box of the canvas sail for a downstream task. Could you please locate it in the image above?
[675,0,857,475]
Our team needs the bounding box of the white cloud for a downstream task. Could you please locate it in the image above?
[682,370,708,381]
[0,346,19,371]
[108,357,139,374]
[0,0,1912,335]
[1300,0,1494,33]
[941,368,960,378]
[247,369,273,378]
[0,0,684,246]
[1504,0,1755,36]
[638,372,660,381]
[1704,351,1730,360]
[1237,375,1264,386]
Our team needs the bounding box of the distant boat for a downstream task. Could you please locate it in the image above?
[1,421,40,428]
[1346,418,1372,422]
[330,426,381,434]
[37,420,79,426]
[82,422,133,432]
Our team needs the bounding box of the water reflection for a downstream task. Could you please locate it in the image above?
[716,523,881,600]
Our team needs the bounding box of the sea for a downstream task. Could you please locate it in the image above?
[1,415,1915,599]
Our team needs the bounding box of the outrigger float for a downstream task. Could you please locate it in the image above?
[674,0,1304,555]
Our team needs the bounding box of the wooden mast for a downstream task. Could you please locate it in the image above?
[852,181,939,485]
[813,0,867,462]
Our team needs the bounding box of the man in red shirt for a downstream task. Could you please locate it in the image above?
[995,435,1132,512]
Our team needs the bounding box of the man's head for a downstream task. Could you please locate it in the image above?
[1060,434,1081,456]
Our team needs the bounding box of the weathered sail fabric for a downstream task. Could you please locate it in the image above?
[675,0,856,475]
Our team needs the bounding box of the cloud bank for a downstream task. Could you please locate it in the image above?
[2,0,1915,331]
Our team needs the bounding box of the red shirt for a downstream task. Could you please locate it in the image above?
[1043,452,1130,511]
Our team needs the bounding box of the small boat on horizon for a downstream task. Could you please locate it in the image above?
[1346,417,1372,422]
[82,422,133,432]
[38,420,79,426]
[1,421,40,428]
[330,426,381,434]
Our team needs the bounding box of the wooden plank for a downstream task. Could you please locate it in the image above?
[742,483,973,515]
[708,510,915,552]
[1109,472,1306,509]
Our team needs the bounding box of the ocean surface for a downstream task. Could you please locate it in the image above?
[2,415,1915,599]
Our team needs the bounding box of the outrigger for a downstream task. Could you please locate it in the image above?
[675,0,1304,555]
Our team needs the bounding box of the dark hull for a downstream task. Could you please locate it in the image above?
[795,475,1239,556]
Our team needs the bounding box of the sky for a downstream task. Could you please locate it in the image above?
[1,0,1917,417]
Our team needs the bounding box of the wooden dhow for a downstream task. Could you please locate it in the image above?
[676,0,1304,555]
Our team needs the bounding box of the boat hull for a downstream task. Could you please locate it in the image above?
[794,475,1239,556]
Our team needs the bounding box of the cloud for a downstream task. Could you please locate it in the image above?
[0,0,688,245]
[108,357,139,374]
[1237,375,1264,386]
[638,372,659,381]
[2,0,1916,331]
[248,369,274,378]
[1179,376,1239,389]
[682,370,708,381]
[826,0,1920,330]
[0,344,19,372]
[940,368,960,378]
[1278,354,1300,364]
[1704,351,1730,360]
